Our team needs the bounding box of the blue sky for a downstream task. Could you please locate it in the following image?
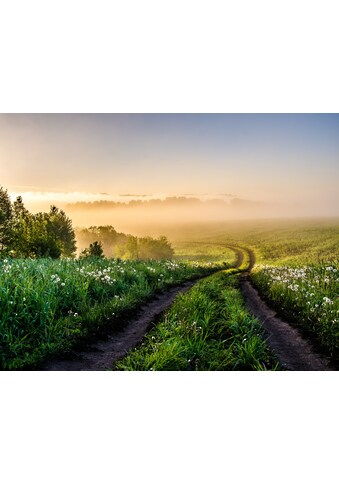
[0,113,338,214]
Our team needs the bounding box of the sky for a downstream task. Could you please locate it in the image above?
[0,113,338,216]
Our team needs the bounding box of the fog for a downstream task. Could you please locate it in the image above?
[66,197,339,238]
[9,192,337,239]
[2,114,338,236]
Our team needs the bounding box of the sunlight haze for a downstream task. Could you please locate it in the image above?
[1,114,338,224]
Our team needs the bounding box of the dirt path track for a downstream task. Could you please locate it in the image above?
[42,280,198,371]
[239,248,332,371]
[42,246,243,371]
[42,246,332,371]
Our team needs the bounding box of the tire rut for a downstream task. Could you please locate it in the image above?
[41,245,331,371]
[239,248,332,371]
[42,248,243,371]
[41,280,199,371]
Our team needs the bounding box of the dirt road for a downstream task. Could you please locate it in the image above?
[239,248,332,371]
[42,245,332,371]
[42,280,198,371]
[42,246,243,371]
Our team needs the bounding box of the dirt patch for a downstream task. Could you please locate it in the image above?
[44,245,320,372]
[228,246,244,268]
[41,246,244,371]
[240,274,333,371]
[41,280,200,371]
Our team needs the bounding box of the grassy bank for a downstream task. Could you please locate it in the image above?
[0,257,222,370]
[116,271,280,371]
[251,264,339,364]
[171,222,338,366]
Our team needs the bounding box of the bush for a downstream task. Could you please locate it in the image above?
[80,241,104,259]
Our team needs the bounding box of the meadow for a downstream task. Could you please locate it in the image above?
[116,271,280,371]
[171,218,339,266]
[172,219,339,365]
[251,265,338,363]
[0,257,225,370]
[0,218,338,370]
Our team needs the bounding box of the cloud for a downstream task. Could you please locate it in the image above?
[119,194,153,197]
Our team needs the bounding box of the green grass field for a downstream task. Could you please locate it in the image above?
[251,265,338,363]
[172,218,339,266]
[1,218,338,370]
[116,271,280,371]
[172,219,339,365]
[0,257,223,370]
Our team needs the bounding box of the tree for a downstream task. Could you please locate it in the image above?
[9,201,76,258]
[80,241,104,259]
[30,212,61,258]
[76,225,122,257]
[114,235,174,260]
[11,196,33,257]
[138,236,174,260]
[45,206,77,257]
[2,191,76,259]
[0,186,13,253]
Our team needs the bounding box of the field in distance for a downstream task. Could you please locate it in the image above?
[172,218,339,366]
[0,217,338,370]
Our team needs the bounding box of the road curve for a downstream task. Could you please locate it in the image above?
[42,246,245,371]
[41,245,332,371]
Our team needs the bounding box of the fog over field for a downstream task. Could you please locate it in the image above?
[1,113,338,234]
[6,190,338,238]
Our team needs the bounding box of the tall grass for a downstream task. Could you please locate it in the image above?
[116,272,280,371]
[0,257,221,369]
[173,224,338,365]
[252,264,339,363]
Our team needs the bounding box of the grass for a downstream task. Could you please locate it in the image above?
[172,218,339,266]
[116,271,280,371]
[171,220,339,365]
[0,257,223,370]
[174,243,236,265]
[251,264,339,364]
[2,219,338,371]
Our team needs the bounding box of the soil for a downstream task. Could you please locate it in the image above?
[239,250,333,371]
[42,246,243,371]
[41,280,199,371]
[41,246,333,371]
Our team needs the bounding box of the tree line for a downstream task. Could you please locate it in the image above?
[0,186,76,258]
[77,226,174,260]
[0,186,174,260]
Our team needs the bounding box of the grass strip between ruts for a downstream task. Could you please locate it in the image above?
[116,271,280,371]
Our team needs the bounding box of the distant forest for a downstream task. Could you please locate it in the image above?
[67,196,263,211]
[0,186,174,260]
[76,226,174,260]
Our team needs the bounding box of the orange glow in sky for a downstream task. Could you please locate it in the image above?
[1,114,338,218]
